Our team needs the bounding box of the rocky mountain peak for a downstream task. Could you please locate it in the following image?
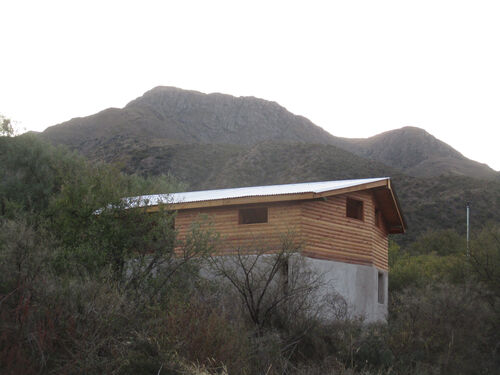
[41,86,498,180]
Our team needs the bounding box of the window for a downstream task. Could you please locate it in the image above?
[378,272,385,304]
[346,198,363,220]
[239,207,268,224]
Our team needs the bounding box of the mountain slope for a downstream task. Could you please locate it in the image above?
[333,127,497,179]
[108,141,397,191]
[42,86,338,149]
[204,142,399,189]
[42,87,498,180]
[38,86,500,243]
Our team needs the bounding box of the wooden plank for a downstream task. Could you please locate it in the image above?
[302,249,373,266]
[305,237,373,253]
[301,246,372,260]
[302,221,373,237]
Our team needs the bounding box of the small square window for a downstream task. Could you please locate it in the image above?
[239,207,268,224]
[346,198,363,220]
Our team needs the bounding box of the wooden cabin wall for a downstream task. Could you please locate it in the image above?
[301,191,389,270]
[372,208,389,270]
[175,201,302,255]
[174,191,389,270]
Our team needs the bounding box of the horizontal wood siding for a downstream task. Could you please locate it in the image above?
[175,201,302,255]
[301,191,389,270]
[372,207,389,270]
[370,192,389,270]
[174,190,389,270]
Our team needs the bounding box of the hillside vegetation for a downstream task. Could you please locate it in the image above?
[38,87,500,245]
[2,133,500,374]
[47,138,500,245]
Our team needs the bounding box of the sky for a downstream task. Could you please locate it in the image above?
[1,0,499,171]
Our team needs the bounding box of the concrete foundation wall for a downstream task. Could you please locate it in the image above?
[201,254,388,323]
[304,257,388,322]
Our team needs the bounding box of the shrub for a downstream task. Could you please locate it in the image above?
[388,283,497,374]
[162,292,252,375]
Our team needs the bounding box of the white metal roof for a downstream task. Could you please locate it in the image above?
[125,177,390,208]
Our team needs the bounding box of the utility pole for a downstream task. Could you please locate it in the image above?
[466,201,470,256]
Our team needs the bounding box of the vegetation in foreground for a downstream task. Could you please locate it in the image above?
[1,134,499,374]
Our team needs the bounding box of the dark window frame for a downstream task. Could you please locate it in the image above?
[239,207,268,225]
[378,271,385,304]
[346,198,364,221]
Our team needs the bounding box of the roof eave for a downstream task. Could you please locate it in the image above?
[315,178,390,199]
[387,180,407,233]
[145,179,393,213]
[145,191,317,212]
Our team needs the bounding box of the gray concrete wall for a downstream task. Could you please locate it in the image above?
[201,254,388,323]
[303,258,388,322]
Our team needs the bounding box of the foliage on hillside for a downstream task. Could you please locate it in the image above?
[40,131,500,246]
[393,174,500,244]
[204,142,397,189]
[36,86,500,245]
[1,135,499,374]
[101,139,500,246]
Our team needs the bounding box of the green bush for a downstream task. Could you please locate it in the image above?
[389,252,468,292]
[407,229,466,256]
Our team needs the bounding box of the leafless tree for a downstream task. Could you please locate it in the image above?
[208,232,334,332]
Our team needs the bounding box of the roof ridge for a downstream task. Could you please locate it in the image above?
[128,178,390,207]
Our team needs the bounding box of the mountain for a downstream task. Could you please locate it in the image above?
[42,86,337,149]
[334,127,497,179]
[42,86,498,181]
[40,86,500,243]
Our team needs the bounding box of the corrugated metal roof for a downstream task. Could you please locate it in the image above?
[125,177,389,208]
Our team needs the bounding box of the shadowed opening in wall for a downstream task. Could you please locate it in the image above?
[346,198,364,220]
[239,207,268,224]
[378,271,385,304]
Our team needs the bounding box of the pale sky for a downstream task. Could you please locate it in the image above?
[1,0,499,171]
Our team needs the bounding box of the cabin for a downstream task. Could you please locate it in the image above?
[132,177,406,322]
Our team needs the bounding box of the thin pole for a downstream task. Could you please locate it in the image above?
[466,202,470,256]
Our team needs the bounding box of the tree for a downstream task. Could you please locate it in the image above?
[0,132,238,373]
[0,133,211,293]
[47,157,211,293]
[407,229,466,256]
[0,134,78,218]
[469,224,500,308]
[389,230,469,292]
[208,233,329,331]
[0,114,14,136]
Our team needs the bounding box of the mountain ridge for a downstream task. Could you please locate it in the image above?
[41,86,498,180]
[43,86,338,147]
[333,126,497,179]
